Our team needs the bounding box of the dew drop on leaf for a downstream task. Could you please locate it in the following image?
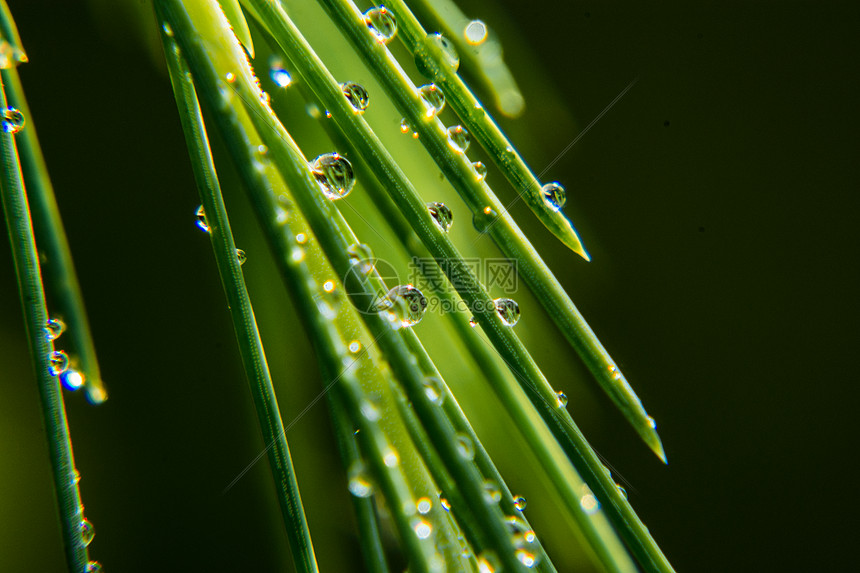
[374,285,427,327]
[45,317,66,341]
[427,202,453,232]
[540,182,567,211]
[418,84,445,117]
[80,518,95,546]
[236,249,247,266]
[455,432,474,460]
[446,125,470,153]
[555,390,568,408]
[49,350,69,376]
[340,82,370,112]
[61,370,85,391]
[348,460,374,498]
[494,298,520,326]
[310,153,355,200]
[364,7,397,44]
[423,376,445,405]
[2,107,25,133]
[195,205,210,232]
[472,161,488,181]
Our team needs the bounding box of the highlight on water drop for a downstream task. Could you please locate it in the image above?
[347,243,375,276]
[555,390,568,408]
[422,376,445,405]
[493,298,520,326]
[310,153,355,200]
[472,161,488,181]
[418,84,445,117]
[400,117,419,138]
[195,205,210,232]
[269,57,292,88]
[373,285,427,327]
[540,182,567,211]
[45,317,66,341]
[454,432,474,461]
[427,202,453,232]
[364,6,397,44]
[416,497,432,515]
[413,517,432,540]
[80,518,95,546]
[49,350,69,376]
[85,562,102,573]
[513,495,527,511]
[61,369,85,391]
[2,107,25,133]
[236,249,247,266]
[446,125,471,153]
[464,20,488,45]
[482,479,501,504]
[340,82,370,112]
[348,460,374,498]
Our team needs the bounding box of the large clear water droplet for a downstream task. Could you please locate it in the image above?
[494,298,520,326]
[348,460,374,498]
[423,376,445,405]
[195,205,210,232]
[364,7,397,44]
[555,390,568,408]
[455,432,474,460]
[270,59,292,88]
[472,161,488,181]
[374,285,427,327]
[80,518,95,546]
[2,107,25,133]
[45,318,66,341]
[347,243,375,276]
[427,33,459,71]
[541,182,567,211]
[61,370,85,391]
[464,20,488,45]
[483,479,501,503]
[341,82,370,112]
[310,153,355,200]
[446,125,470,153]
[236,249,247,266]
[85,562,102,573]
[513,495,527,511]
[418,84,445,117]
[427,202,453,232]
[49,350,69,376]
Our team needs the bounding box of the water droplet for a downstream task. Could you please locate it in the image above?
[290,247,305,263]
[413,518,432,539]
[348,460,374,498]
[647,415,657,429]
[454,432,474,460]
[472,161,488,181]
[580,486,600,515]
[494,298,520,326]
[310,153,355,200]
[195,205,210,232]
[477,551,500,573]
[464,20,488,45]
[483,479,501,503]
[427,202,453,232]
[323,280,336,293]
[270,60,292,88]
[72,468,81,485]
[555,390,568,408]
[295,233,308,245]
[61,370,85,391]
[325,109,332,118]
[446,125,470,153]
[514,495,527,511]
[472,205,498,233]
[225,72,236,83]
[427,33,460,71]
[507,517,540,568]
[341,82,370,112]
[440,497,451,511]
[469,316,478,328]
[373,285,427,327]
[49,350,69,376]
[236,249,247,266]
[616,484,628,499]
[0,40,27,69]
[360,399,380,422]
[85,562,102,573]
[347,243,375,275]
[348,340,362,354]
[541,182,567,211]
[608,364,622,380]
[2,107,25,133]
[400,117,419,138]
[383,449,399,467]
[45,318,66,341]
[162,22,174,37]
[418,84,445,117]
[80,518,95,546]
[364,7,397,44]
[306,103,322,119]
[416,497,432,514]
[423,376,445,405]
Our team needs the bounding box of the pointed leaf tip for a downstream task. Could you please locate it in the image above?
[219,0,255,58]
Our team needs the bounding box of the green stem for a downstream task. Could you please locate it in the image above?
[0,73,89,573]
[158,20,319,573]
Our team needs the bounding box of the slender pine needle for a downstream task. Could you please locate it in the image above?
[0,71,90,573]
[158,21,319,573]
[219,0,255,58]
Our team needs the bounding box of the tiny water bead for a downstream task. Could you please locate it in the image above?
[269,60,292,88]
[374,285,428,327]
[413,518,432,539]
[616,484,629,500]
[400,117,419,138]
[195,205,209,232]
[347,243,375,275]
[464,20,488,45]
[446,125,470,153]
[469,316,478,328]
[236,249,247,266]
[472,161,488,181]
[348,460,374,498]
[80,518,95,546]
[310,153,355,200]
[416,497,432,514]
[348,340,362,354]
[364,6,397,44]
[61,370,85,391]
[555,390,568,408]
[455,432,474,460]
[295,233,308,245]
[340,82,370,112]
[494,298,520,326]
[423,376,445,405]
[540,182,567,211]
[440,497,451,511]
[2,107,25,133]
[471,205,499,233]
[513,495,528,511]
[85,562,102,573]
[647,415,658,429]
[418,84,445,117]
[483,479,501,504]
[49,350,69,376]
[427,202,453,232]
[45,317,66,341]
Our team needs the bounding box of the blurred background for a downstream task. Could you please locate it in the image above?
[1,0,857,571]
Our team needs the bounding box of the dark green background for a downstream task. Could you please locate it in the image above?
[1,0,857,571]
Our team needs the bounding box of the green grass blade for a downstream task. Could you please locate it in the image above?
[158,20,319,573]
[0,0,27,67]
[0,73,90,573]
[0,63,107,404]
[403,0,526,118]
